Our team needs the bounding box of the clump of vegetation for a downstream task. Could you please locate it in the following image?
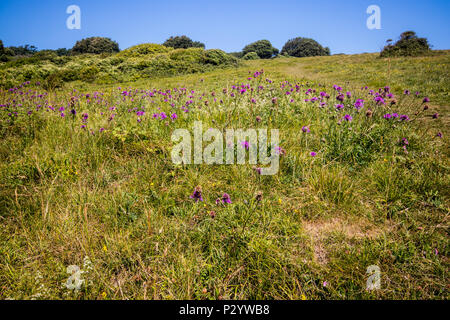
[242,51,260,60]
[0,41,39,61]
[0,43,238,88]
[0,40,9,62]
[163,35,205,49]
[7,44,38,56]
[117,43,171,58]
[281,37,330,57]
[202,49,238,65]
[242,40,279,59]
[71,37,120,55]
[380,31,431,57]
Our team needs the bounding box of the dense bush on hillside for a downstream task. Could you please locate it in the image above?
[163,35,205,49]
[281,37,330,57]
[117,43,172,57]
[0,43,238,88]
[242,52,260,60]
[0,40,8,62]
[242,40,278,59]
[7,44,38,56]
[380,31,431,57]
[71,37,120,55]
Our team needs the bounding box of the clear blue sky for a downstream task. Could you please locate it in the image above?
[1,0,449,54]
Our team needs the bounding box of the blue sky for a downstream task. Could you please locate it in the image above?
[0,0,449,54]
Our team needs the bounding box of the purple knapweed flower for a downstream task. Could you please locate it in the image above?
[190,186,203,202]
[221,193,232,204]
[399,115,410,121]
[344,114,353,122]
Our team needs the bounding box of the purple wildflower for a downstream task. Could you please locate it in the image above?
[344,114,353,122]
[221,193,232,204]
[190,186,203,202]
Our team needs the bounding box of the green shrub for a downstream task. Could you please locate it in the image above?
[71,37,120,55]
[42,71,64,91]
[117,43,171,58]
[380,31,430,57]
[242,52,260,60]
[202,49,238,66]
[79,65,100,82]
[281,37,330,57]
[7,44,38,56]
[163,35,205,49]
[169,48,204,63]
[242,40,278,59]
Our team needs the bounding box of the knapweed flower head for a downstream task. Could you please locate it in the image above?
[400,138,409,146]
[241,141,250,150]
[190,186,203,202]
[399,114,410,121]
[423,97,430,103]
[354,99,364,110]
[275,146,286,156]
[302,126,310,133]
[222,193,232,204]
[252,166,262,175]
[216,193,232,205]
[310,151,317,157]
[374,96,385,105]
[343,114,353,122]
[335,104,344,110]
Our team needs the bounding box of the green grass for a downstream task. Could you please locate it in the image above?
[0,52,448,300]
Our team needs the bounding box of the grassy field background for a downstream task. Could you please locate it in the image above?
[0,51,448,299]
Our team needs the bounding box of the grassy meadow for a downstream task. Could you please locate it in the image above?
[0,50,449,300]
